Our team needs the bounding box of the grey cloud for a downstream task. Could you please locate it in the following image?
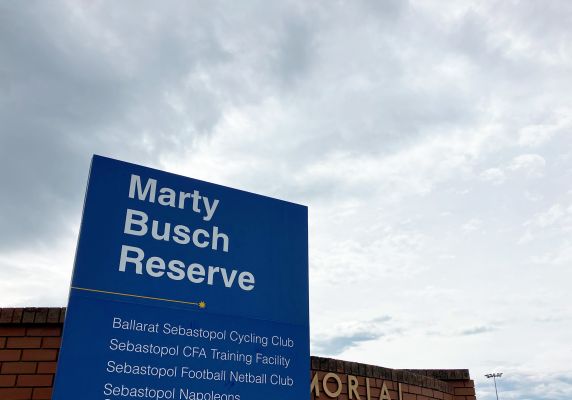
[272,17,315,87]
[371,315,392,323]
[0,1,233,248]
[425,323,499,338]
[535,314,570,323]
[556,375,572,386]
[0,4,125,246]
[0,1,352,249]
[312,315,393,356]
[3,0,571,246]
[459,325,497,336]
[477,370,572,400]
[5,0,569,253]
[312,332,383,356]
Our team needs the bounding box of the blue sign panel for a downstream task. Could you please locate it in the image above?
[53,155,309,400]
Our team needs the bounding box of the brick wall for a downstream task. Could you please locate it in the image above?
[0,308,476,400]
[311,358,477,400]
[0,308,65,400]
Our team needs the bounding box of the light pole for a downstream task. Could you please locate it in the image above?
[485,372,503,400]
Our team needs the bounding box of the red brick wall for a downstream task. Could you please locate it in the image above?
[448,380,477,400]
[0,308,476,400]
[311,359,476,400]
[0,308,65,400]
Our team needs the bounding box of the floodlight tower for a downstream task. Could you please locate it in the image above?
[485,372,503,400]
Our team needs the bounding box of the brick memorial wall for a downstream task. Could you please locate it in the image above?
[0,308,477,400]
[310,358,476,400]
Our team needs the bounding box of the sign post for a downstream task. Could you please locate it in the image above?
[53,155,309,400]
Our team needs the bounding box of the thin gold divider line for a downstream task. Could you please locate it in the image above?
[71,286,204,308]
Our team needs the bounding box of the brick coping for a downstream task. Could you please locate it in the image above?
[0,308,66,325]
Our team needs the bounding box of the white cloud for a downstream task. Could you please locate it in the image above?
[508,154,546,177]
[525,204,566,229]
[480,167,506,185]
[462,218,483,232]
[524,191,543,202]
[478,153,547,186]
[518,108,572,147]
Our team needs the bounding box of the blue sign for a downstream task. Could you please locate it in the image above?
[53,155,309,400]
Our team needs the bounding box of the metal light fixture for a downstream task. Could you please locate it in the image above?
[485,372,503,400]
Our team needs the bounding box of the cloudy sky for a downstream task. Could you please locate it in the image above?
[1,1,571,399]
